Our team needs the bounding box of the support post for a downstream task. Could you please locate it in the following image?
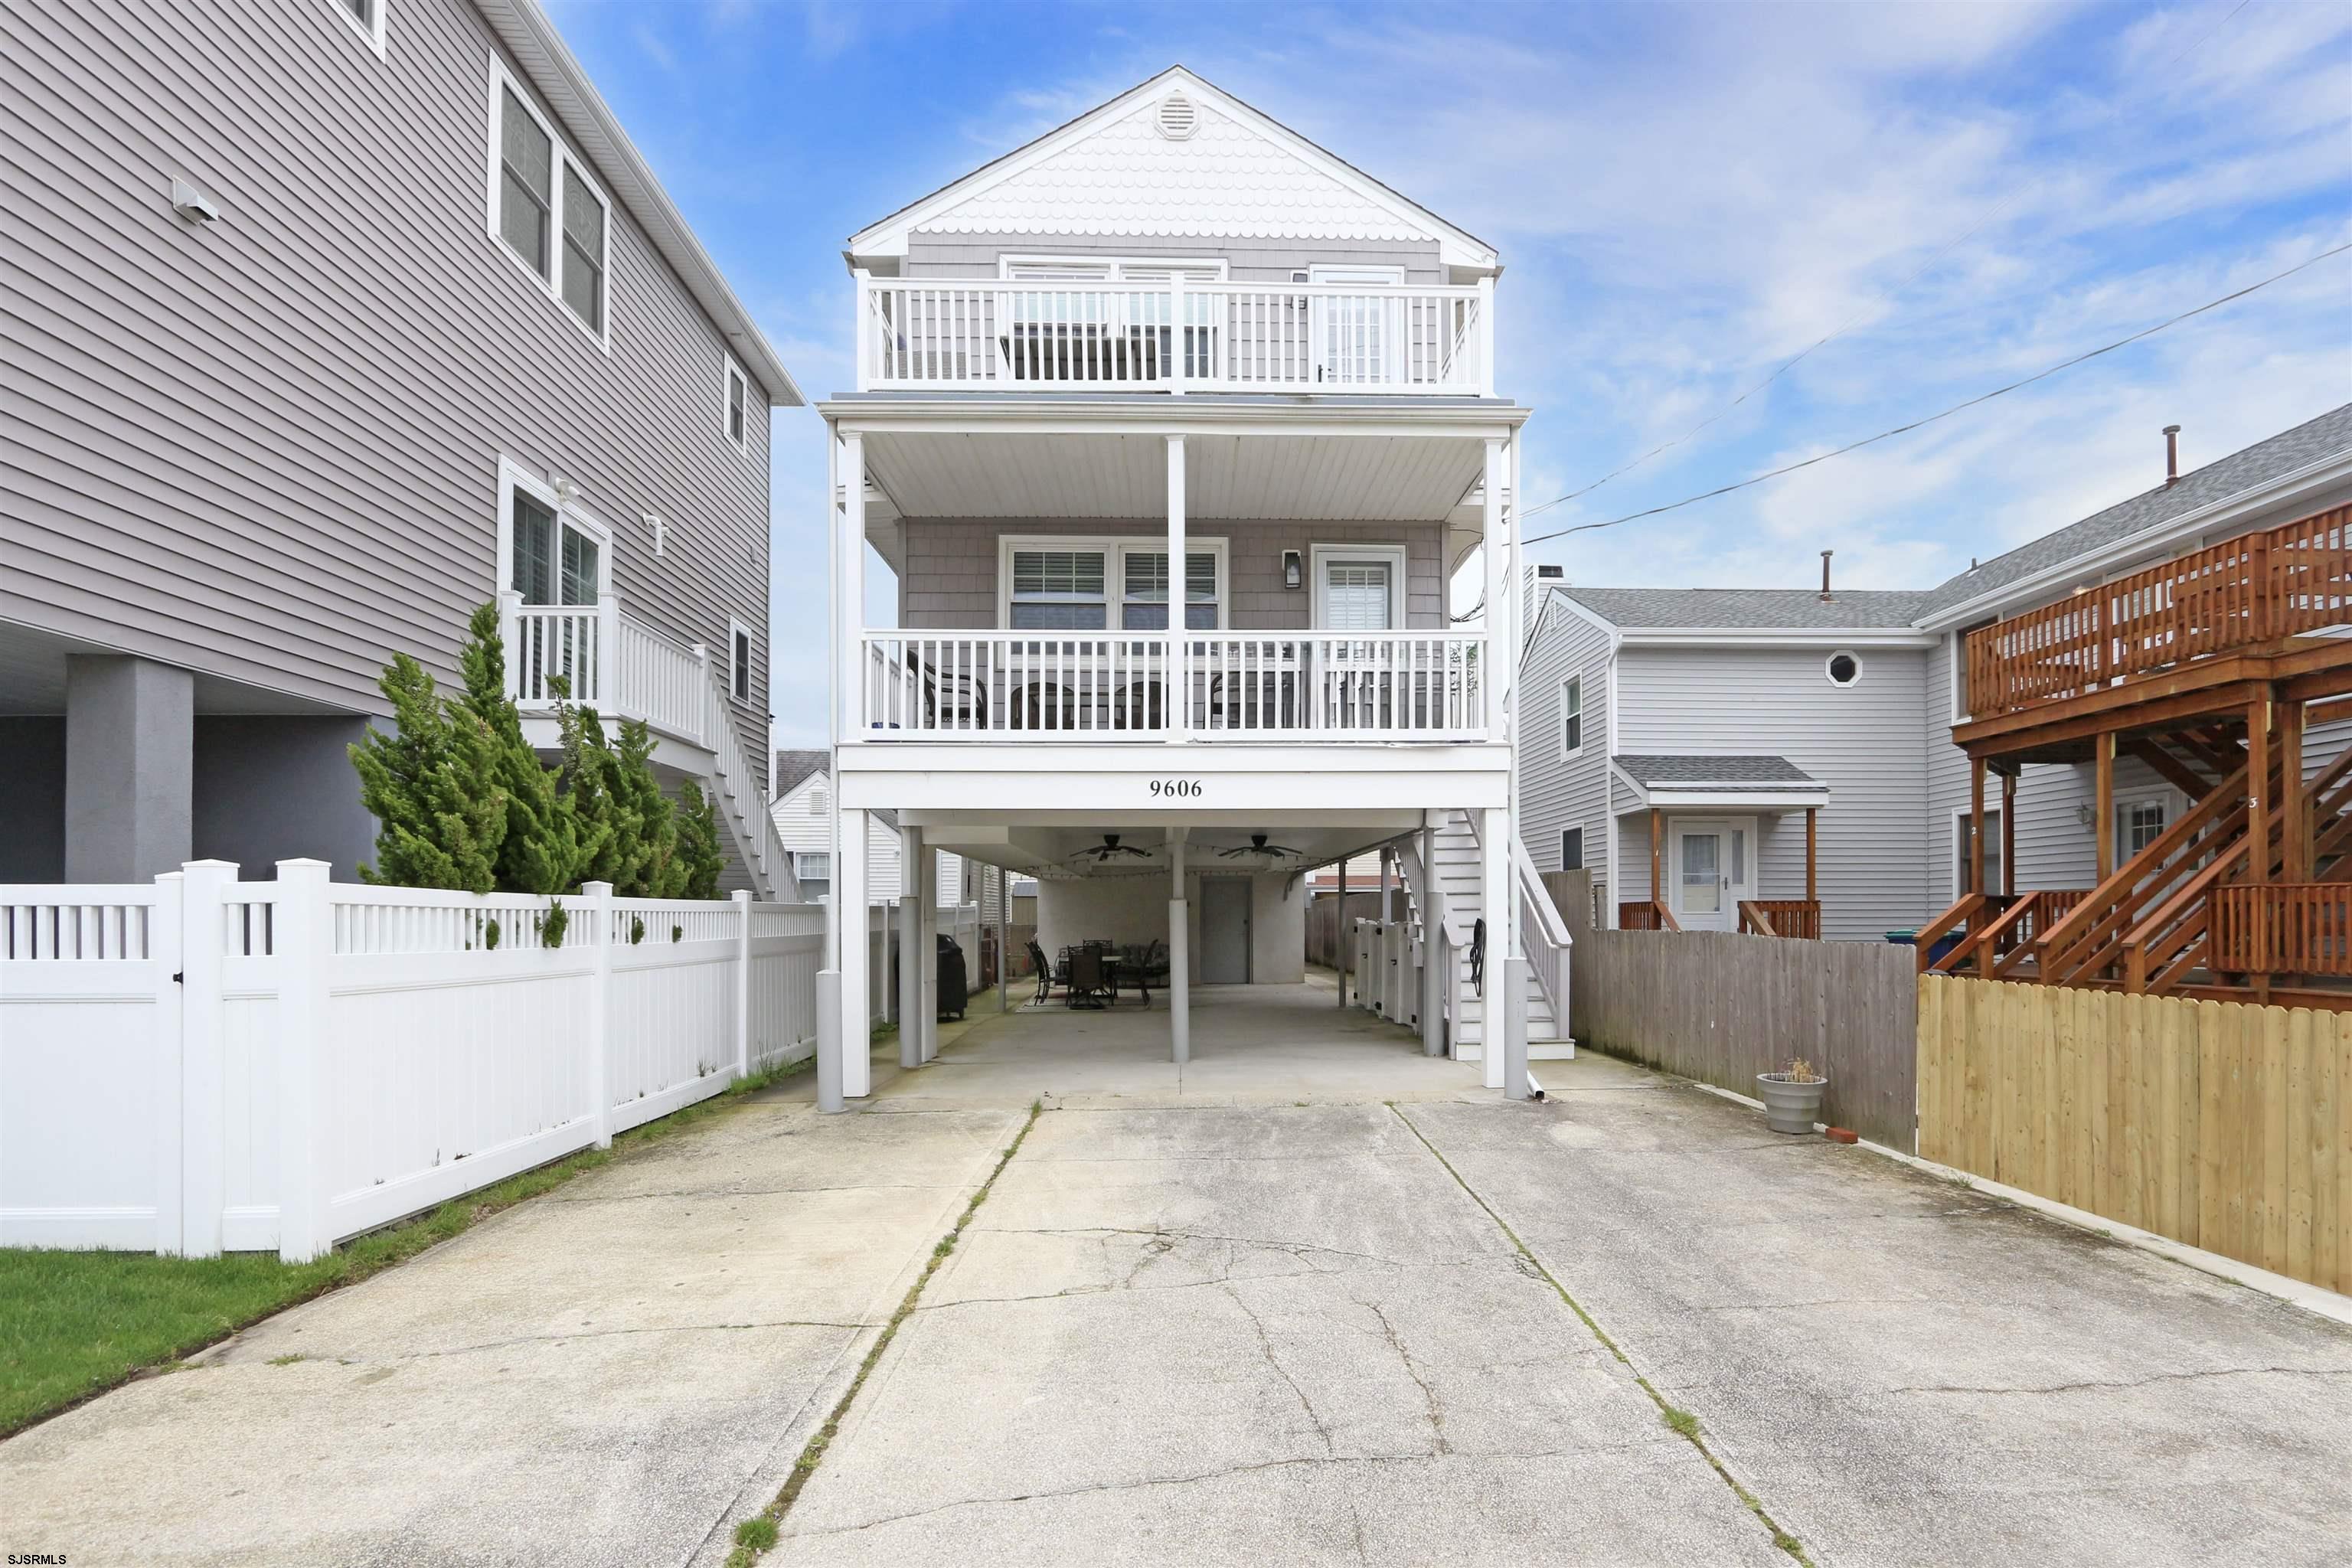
[919,848,939,1063]
[1169,838,1190,1066]
[2247,695,2271,1001]
[898,827,921,1070]
[2000,770,2017,899]
[2094,733,2115,884]
[1480,806,1509,1090]
[176,859,234,1257]
[1648,808,1662,912]
[1504,953,1532,1101]
[1167,436,1187,745]
[2282,699,2308,880]
[273,858,333,1263]
[1334,854,1348,1005]
[1969,757,1988,897]
[837,807,871,1098]
[151,870,186,1256]
[998,864,1011,1013]
[815,969,844,1113]
[1804,808,1818,906]
[837,433,866,741]
[584,880,614,1148]
[1481,438,1506,740]
[1420,817,1443,1057]
[733,889,753,1080]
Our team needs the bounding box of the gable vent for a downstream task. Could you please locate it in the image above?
[1155,93,1197,140]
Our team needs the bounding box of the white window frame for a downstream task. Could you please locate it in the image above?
[723,354,750,452]
[485,61,612,353]
[1309,543,1407,632]
[2112,786,2177,867]
[1824,648,1864,687]
[1560,675,1584,760]
[996,255,1231,280]
[495,456,613,605]
[1561,826,1584,872]
[995,535,1230,632]
[1951,805,2005,898]
[325,0,387,56]
[728,616,755,705]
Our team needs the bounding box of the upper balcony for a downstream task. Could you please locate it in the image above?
[854,274,1494,398]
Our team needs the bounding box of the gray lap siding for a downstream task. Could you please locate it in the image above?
[0,0,769,782]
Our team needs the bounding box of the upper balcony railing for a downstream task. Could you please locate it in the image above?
[858,630,1489,742]
[855,274,1494,397]
[1964,503,2352,719]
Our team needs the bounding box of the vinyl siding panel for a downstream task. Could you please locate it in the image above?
[1516,596,1609,880]
[903,232,1444,284]
[1615,645,1929,940]
[0,0,770,788]
[897,518,1444,630]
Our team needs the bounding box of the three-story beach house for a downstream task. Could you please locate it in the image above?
[1,0,799,895]
[813,68,1559,1099]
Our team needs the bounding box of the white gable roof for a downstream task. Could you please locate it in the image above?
[851,67,1497,273]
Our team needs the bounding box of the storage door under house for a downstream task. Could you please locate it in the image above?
[1200,877,1251,983]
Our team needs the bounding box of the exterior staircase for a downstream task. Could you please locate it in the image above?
[1393,808,1573,1057]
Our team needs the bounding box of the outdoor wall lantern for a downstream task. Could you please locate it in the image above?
[1282,550,1303,590]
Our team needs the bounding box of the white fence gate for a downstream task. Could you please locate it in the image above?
[1,859,823,1261]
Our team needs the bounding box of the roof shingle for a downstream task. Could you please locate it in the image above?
[1615,754,1821,787]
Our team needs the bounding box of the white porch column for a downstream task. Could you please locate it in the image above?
[919,848,939,1063]
[1169,835,1190,1065]
[1479,805,1509,1090]
[897,825,922,1070]
[1419,816,1444,1057]
[997,864,1011,1012]
[1334,854,1348,1006]
[837,432,866,742]
[1481,437,1506,740]
[837,807,871,1098]
[818,426,846,1114]
[1166,435,1187,744]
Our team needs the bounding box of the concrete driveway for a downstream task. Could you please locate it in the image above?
[8,1044,2350,1566]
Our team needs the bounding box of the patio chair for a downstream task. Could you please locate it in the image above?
[1064,945,1112,1010]
[1024,938,1056,1005]
[1114,678,1165,730]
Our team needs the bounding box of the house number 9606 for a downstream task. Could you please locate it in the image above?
[1151,779,1203,799]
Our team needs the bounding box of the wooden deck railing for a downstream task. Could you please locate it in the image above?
[1737,899,1821,939]
[1964,503,2352,717]
[1618,900,1680,932]
[2209,884,2352,975]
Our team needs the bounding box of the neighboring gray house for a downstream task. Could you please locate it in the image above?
[1521,402,2352,939]
[1,0,800,891]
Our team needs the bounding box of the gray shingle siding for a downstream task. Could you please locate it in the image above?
[1,0,770,791]
[902,231,1444,285]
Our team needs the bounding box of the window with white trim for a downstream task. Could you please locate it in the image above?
[793,851,831,902]
[724,356,749,449]
[1561,827,1584,871]
[329,0,386,53]
[1001,538,1227,632]
[490,67,610,344]
[2115,795,2168,863]
[729,617,753,704]
[1825,649,1862,687]
[1120,550,1219,631]
[1561,676,1583,757]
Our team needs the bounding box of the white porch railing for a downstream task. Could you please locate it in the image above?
[856,630,1487,741]
[500,596,792,899]
[857,276,1494,396]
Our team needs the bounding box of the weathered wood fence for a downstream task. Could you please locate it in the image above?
[1307,890,1400,970]
[1919,977,2350,1294]
[1570,929,1918,1151]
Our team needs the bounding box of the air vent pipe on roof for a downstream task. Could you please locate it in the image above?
[1819,549,1834,602]
[2164,424,2182,487]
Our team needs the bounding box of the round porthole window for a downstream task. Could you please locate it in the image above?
[1825,650,1862,687]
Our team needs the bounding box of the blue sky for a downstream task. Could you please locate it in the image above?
[542,0,2352,750]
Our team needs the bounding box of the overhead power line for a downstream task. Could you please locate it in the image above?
[1526,0,2257,525]
[1515,239,2352,550]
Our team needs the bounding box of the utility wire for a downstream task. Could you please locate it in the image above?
[1517,239,2352,550]
[1522,0,2257,527]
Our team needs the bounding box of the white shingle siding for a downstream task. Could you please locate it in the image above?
[915,99,1429,242]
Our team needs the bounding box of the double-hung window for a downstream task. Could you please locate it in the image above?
[1561,676,1583,757]
[1004,540,1226,632]
[1008,549,1108,631]
[491,67,610,345]
[498,460,609,703]
[329,0,387,53]
[730,618,753,704]
[724,357,750,449]
[1119,550,1219,630]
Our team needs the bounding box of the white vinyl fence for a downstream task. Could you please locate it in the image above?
[1,859,822,1262]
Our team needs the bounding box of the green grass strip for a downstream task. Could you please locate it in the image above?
[1389,1102,1814,1566]
[1,1059,812,1439]
[724,1099,1043,1567]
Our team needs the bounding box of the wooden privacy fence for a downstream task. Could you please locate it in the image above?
[1570,929,1918,1151]
[1918,978,2351,1294]
[1307,890,1399,970]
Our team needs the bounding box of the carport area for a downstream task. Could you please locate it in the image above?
[864,972,1475,1106]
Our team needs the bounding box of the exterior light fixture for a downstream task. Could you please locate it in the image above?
[644,511,667,557]
[1282,550,1302,590]
[550,472,583,505]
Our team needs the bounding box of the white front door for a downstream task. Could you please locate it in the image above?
[1200,877,1251,984]
[1671,818,1753,932]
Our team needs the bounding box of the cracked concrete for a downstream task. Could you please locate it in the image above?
[1402,1053,2352,1568]
[0,1090,1025,1568]
[769,1100,1788,1566]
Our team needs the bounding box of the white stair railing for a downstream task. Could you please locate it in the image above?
[1513,837,1573,1032]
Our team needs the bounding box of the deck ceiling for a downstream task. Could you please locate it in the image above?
[907,816,1419,880]
[861,430,1485,523]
